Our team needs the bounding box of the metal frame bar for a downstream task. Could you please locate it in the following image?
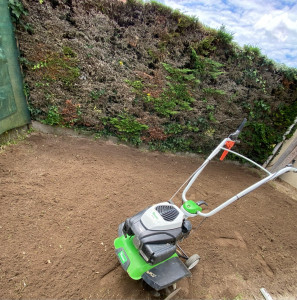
[182,137,297,218]
[220,147,272,175]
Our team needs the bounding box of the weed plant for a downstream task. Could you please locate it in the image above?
[8,0,28,24]
[109,114,148,145]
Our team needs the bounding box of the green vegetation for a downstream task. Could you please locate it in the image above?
[149,136,193,153]
[0,127,33,153]
[188,48,224,80]
[15,0,297,164]
[62,46,77,58]
[90,89,106,100]
[279,65,297,82]
[241,100,297,162]
[42,100,82,127]
[243,44,261,58]
[42,105,61,126]
[31,47,80,87]
[203,88,225,96]
[144,63,196,117]
[123,34,296,161]
[108,114,148,145]
[8,0,34,33]
[216,25,234,45]
[8,0,28,23]
[125,80,144,94]
[150,0,173,15]
[142,51,224,118]
[194,36,217,56]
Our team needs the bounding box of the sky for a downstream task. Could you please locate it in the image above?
[154,0,297,68]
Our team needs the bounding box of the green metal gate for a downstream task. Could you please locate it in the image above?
[0,0,30,135]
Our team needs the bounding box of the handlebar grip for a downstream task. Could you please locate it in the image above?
[237,118,247,133]
[229,118,247,141]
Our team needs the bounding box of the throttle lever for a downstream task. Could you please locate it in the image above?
[196,200,208,207]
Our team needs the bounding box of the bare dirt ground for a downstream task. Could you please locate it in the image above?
[0,131,297,299]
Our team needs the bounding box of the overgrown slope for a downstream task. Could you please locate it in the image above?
[14,0,297,163]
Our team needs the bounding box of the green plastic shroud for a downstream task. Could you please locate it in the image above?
[183,200,202,214]
[114,235,178,280]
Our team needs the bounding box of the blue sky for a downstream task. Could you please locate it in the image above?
[154,0,297,68]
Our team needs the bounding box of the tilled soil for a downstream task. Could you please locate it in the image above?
[0,132,296,299]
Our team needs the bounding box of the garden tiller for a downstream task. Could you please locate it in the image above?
[114,119,297,297]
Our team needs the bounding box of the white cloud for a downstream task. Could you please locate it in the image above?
[159,0,297,67]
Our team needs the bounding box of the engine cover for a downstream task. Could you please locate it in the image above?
[141,202,184,230]
[122,202,191,264]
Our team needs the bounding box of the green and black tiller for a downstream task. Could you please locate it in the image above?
[114,119,296,297]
